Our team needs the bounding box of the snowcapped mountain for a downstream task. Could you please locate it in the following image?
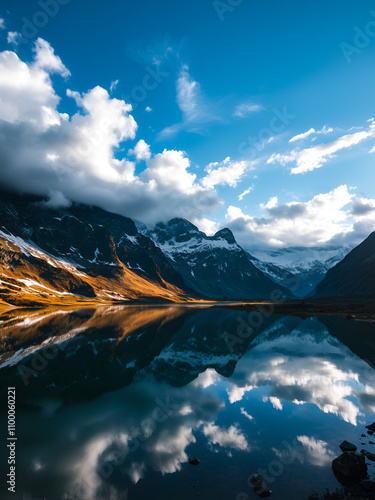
[314,231,375,297]
[141,218,292,299]
[247,246,353,297]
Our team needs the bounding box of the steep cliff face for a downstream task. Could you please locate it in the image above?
[313,231,375,298]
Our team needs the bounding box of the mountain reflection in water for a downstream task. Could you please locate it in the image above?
[0,306,374,500]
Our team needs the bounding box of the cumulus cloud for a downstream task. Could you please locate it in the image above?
[351,197,375,216]
[7,31,21,45]
[296,435,336,466]
[225,185,375,248]
[263,395,283,410]
[33,38,70,78]
[233,102,263,118]
[202,157,254,189]
[202,423,250,451]
[128,139,151,161]
[225,317,375,425]
[192,217,220,236]
[0,40,221,224]
[145,106,152,112]
[0,49,64,127]
[270,120,375,174]
[0,18,5,29]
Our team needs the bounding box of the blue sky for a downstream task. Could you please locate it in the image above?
[1,0,375,248]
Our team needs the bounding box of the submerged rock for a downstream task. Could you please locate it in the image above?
[339,440,357,452]
[361,449,375,461]
[254,485,272,497]
[248,474,263,487]
[189,458,200,466]
[361,479,375,492]
[332,451,367,480]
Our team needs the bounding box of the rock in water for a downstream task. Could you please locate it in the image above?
[361,479,375,492]
[332,451,367,480]
[361,449,375,461]
[339,440,357,452]
[254,485,272,497]
[189,458,200,465]
[248,474,263,487]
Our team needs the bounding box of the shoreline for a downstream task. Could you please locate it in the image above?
[215,297,375,321]
[1,296,375,321]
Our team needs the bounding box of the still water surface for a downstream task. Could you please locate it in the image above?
[0,305,374,500]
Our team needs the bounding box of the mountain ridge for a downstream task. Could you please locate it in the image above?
[142,219,292,299]
[0,190,292,306]
[313,231,375,297]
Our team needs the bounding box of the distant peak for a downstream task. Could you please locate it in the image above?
[156,218,199,234]
[213,228,236,244]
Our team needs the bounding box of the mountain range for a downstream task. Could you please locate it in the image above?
[0,189,373,306]
[248,246,353,297]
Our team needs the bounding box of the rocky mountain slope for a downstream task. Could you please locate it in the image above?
[313,231,375,297]
[0,191,291,306]
[0,191,195,306]
[141,218,292,299]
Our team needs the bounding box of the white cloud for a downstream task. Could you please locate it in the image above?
[270,120,375,174]
[263,395,283,410]
[0,42,221,224]
[157,65,217,139]
[261,196,278,210]
[0,48,64,128]
[33,38,70,78]
[225,185,375,248]
[65,85,138,181]
[202,423,250,451]
[7,31,21,45]
[223,320,375,425]
[143,149,198,193]
[289,125,333,143]
[233,102,263,118]
[109,79,118,93]
[192,217,220,236]
[202,157,254,189]
[193,368,221,388]
[42,190,71,209]
[289,127,316,143]
[128,139,151,161]
[240,407,254,421]
[176,64,200,121]
[145,106,152,112]
[296,436,336,467]
[238,185,254,201]
[0,18,5,29]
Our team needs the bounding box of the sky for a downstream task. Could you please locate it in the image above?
[0,0,375,249]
